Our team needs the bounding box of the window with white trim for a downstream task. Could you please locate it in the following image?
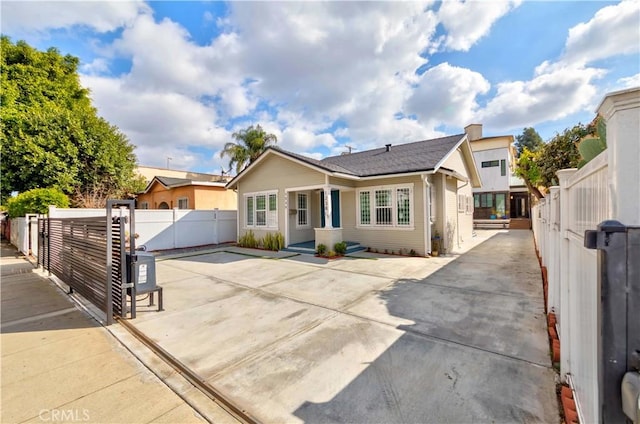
[458,194,465,213]
[245,191,278,229]
[297,193,309,227]
[357,184,413,228]
[177,197,189,209]
[465,196,473,214]
[375,189,393,225]
[139,202,149,209]
[360,192,371,225]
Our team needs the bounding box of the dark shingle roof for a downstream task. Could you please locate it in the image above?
[271,148,354,174]
[155,176,192,187]
[320,134,464,177]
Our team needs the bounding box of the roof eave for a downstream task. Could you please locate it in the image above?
[225,147,338,190]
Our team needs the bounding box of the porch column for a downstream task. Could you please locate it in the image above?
[323,185,333,229]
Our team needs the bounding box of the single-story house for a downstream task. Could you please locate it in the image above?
[137,176,237,210]
[225,133,481,256]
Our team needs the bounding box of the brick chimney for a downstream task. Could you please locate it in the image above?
[464,124,483,141]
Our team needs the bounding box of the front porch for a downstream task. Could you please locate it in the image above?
[284,240,365,255]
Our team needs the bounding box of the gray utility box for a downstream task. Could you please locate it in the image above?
[125,252,157,294]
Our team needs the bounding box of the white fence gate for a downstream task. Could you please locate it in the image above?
[42,207,237,252]
[532,87,640,423]
[9,214,38,257]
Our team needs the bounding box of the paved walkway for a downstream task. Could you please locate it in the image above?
[0,241,233,424]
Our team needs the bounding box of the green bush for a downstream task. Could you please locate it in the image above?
[263,232,274,250]
[6,188,69,218]
[334,241,347,255]
[316,244,327,255]
[260,232,285,251]
[274,232,285,250]
[238,230,258,248]
[326,250,336,257]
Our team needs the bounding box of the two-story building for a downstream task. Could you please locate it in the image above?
[466,124,531,229]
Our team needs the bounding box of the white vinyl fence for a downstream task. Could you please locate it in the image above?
[532,87,640,424]
[46,207,237,252]
[9,214,38,257]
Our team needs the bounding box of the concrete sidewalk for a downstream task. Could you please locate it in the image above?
[0,241,230,424]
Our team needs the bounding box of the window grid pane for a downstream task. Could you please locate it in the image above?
[256,195,266,226]
[397,188,410,225]
[297,194,308,226]
[247,197,254,226]
[268,194,277,227]
[375,189,392,225]
[360,192,370,225]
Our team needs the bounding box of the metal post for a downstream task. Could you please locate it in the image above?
[584,221,638,423]
[46,216,51,276]
[106,203,114,326]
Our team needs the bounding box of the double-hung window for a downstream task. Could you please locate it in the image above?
[375,189,393,225]
[177,197,189,209]
[358,184,413,228]
[245,191,278,229]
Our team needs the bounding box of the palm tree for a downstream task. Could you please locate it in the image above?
[220,125,278,174]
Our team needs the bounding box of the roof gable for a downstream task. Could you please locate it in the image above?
[141,176,226,194]
[226,133,480,188]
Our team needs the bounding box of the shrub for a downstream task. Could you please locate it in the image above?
[316,244,327,255]
[409,249,417,257]
[326,250,336,257]
[238,230,258,248]
[6,188,69,218]
[274,232,285,250]
[263,232,275,250]
[334,241,347,255]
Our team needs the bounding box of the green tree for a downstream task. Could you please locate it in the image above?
[220,124,277,174]
[537,122,595,187]
[514,127,544,156]
[6,188,69,218]
[1,37,143,206]
[514,148,544,200]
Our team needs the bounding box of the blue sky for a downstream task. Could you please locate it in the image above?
[2,1,639,174]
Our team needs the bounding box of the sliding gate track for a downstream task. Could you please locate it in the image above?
[115,317,259,424]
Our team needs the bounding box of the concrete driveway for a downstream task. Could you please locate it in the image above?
[133,230,558,423]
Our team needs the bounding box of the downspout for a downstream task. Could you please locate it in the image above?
[235,183,240,244]
[441,173,447,252]
[456,178,470,249]
[423,172,434,255]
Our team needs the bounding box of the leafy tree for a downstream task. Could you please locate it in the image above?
[6,188,69,218]
[537,122,595,187]
[220,124,277,174]
[1,36,142,206]
[515,127,544,156]
[514,148,544,200]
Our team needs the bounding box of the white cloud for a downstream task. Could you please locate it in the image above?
[1,1,149,34]
[406,62,490,127]
[438,0,521,51]
[478,62,606,129]
[80,58,110,75]
[563,0,640,66]
[618,73,640,89]
[229,2,438,126]
[81,75,231,165]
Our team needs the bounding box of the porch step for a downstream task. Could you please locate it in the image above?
[283,242,365,255]
[509,218,531,229]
